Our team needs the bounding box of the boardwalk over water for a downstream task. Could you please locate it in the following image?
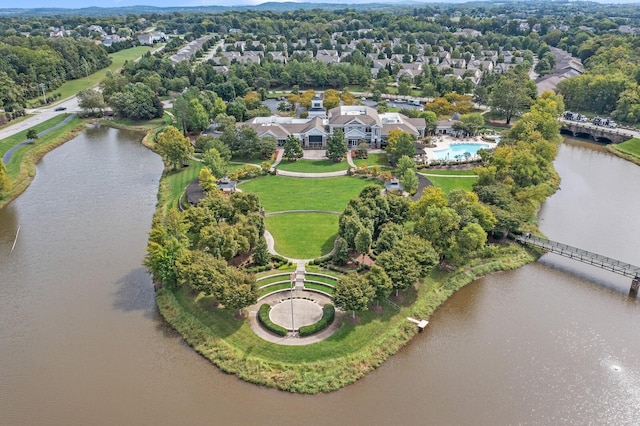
[515,234,640,295]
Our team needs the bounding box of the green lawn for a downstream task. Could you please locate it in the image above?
[420,169,478,176]
[259,283,293,297]
[304,282,335,295]
[162,160,203,213]
[615,138,640,158]
[2,115,80,177]
[276,159,350,172]
[170,280,417,364]
[28,46,153,105]
[239,175,378,212]
[265,213,338,258]
[353,153,390,167]
[0,114,69,157]
[421,173,477,194]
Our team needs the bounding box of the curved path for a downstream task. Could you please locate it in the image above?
[276,169,348,178]
[273,150,354,178]
[3,114,76,164]
[247,289,344,345]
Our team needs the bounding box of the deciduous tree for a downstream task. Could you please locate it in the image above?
[334,273,374,318]
[155,125,194,170]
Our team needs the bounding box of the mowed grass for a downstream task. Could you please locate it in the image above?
[420,173,477,194]
[0,114,69,158]
[615,138,640,158]
[276,159,349,172]
[169,280,414,364]
[2,115,80,178]
[27,46,153,105]
[353,153,390,167]
[239,175,378,212]
[265,213,338,258]
[162,160,203,213]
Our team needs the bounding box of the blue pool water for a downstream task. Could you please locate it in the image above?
[433,143,490,160]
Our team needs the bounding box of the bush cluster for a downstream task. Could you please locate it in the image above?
[270,254,290,268]
[298,304,335,337]
[228,164,264,181]
[257,304,288,336]
[309,253,333,265]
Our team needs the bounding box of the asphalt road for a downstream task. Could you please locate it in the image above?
[0,97,81,141]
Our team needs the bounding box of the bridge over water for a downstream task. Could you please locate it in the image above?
[515,234,640,296]
[560,120,635,144]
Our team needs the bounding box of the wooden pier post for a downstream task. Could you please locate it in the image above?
[630,276,640,298]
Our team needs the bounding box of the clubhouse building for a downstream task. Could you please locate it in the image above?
[243,98,426,149]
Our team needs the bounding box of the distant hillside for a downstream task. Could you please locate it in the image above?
[0,2,408,16]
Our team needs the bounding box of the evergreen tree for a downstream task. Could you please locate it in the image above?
[326,129,347,162]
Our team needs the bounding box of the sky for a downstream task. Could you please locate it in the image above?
[2,0,368,9]
[2,0,634,10]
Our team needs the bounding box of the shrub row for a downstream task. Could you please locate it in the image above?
[309,253,333,265]
[298,304,335,337]
[257,304,288,336]
[271,254,290,268]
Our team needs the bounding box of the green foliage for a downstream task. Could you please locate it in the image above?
[0,160,10,196]
[253,237,270,266]
[355,141,369,159]
[334,273,374,318]
[326,129,347,162]
[399,169,418,195]
[203,147,229,179]
[365,265,392,303]
[386,130,416,165]
[155,125,194,170]
[489,69,536,124]
[258,304,288,336]
[298,304,335,336]
[25,129,38,141]
[283,134,304,161]
[108,82,163,121]
[332,236,349,265]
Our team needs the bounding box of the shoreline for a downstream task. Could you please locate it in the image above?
[0,117,88,210]
[155,243,538,393]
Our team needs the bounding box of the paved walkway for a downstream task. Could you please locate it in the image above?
[275,169,348,178]
[248,289,344,345]
[3,114,77,164]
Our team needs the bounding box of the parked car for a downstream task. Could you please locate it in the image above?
[54,107,67,111]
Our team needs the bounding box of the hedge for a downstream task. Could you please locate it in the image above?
[257,304,288,336]
[298,304,335,337]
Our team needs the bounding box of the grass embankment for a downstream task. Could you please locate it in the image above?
[265,213,338,258]
[0,115,87,209]
[156,243,536,393]
[28,46,153,106]
[276,159,350,173]
[606,138,640,166]
[420,169,478,194]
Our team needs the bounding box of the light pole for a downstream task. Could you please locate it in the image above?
[290,272,295,335]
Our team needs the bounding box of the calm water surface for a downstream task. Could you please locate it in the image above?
[1,130,639,425]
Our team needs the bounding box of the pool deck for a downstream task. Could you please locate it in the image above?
[422,135,498,163]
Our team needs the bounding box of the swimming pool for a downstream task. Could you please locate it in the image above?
[433,143,490,161]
